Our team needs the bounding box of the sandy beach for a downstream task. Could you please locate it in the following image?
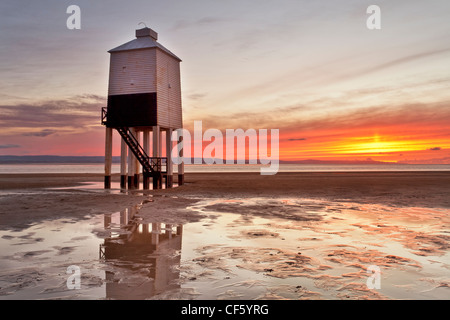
[0,172,449,300]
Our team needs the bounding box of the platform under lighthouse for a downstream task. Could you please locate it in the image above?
[101,26,184,189]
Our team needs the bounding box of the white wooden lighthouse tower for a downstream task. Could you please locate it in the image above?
[102,26,184,189]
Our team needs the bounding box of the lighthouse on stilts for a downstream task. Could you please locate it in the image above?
[102,26,184,190]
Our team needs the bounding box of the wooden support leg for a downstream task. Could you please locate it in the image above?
[127,128,136,189]
[152,126,161,189]
[143,130,150,190]
[166,128,173,188]
[120,137,127,189]
[104,127,113,189]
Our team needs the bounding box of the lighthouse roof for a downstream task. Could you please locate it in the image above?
[108,27,181,62]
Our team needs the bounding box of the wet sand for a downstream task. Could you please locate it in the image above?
[0,172,449,299]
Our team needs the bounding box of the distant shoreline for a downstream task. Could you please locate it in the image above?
[0,155,120,164]
[1,155,449,165]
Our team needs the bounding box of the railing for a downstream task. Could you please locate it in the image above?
[101,112,168,174]
[149,157,167,173]
[101,107,107,125]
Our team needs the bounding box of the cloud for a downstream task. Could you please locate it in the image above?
[0,95,105,132]
[227,46,450,103]
[429,147,442,151]
[302,48,450,89]
[303,47,450,88]
[171,17,229,31]
[356,48,450,78]
[187,93,208,100]
[275,104,311,114]
[282,100,450,134]
[0,144,20,149]
[22,129,57,137]
[194,99,450,136]
[74,94,106,103]
[288,138,307,141]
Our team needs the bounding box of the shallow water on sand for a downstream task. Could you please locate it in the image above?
[0,195,449,300]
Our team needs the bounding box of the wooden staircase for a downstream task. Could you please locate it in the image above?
[101,107,169,189]
[115,127,166,178]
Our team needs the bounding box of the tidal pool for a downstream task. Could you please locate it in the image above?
[0,196,449,300]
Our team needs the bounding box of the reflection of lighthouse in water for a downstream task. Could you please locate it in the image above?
[99,206,183,300]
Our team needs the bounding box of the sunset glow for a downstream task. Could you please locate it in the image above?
[0,1,449,164]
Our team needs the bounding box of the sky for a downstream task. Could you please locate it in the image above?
[0,0,449,163]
